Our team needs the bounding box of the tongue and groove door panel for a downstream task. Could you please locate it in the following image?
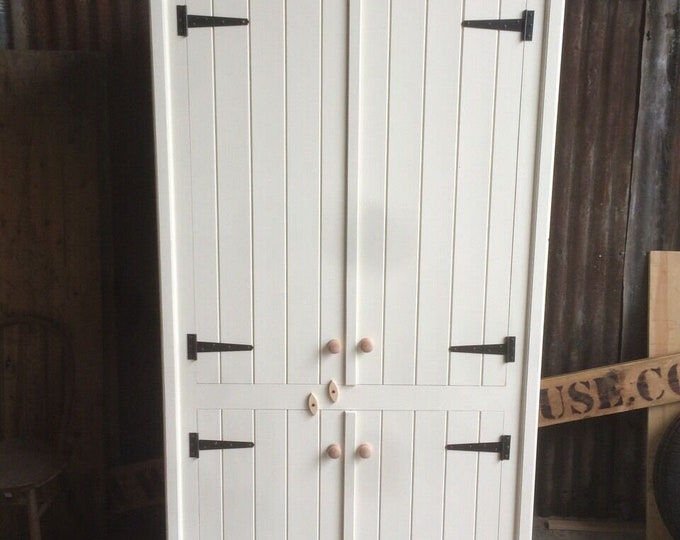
[360,0,529,389]
[154,0,562,537]
[195,409,507,539]
[185,0,347,386]
[185,0,528,389]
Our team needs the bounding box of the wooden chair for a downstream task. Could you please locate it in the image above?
[0,315,74,540]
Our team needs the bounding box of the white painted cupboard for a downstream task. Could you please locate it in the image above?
[150,1,564,538]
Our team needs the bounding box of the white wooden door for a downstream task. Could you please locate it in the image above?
[151,0,564,538]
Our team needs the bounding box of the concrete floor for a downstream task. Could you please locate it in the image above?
[533,518,644,539]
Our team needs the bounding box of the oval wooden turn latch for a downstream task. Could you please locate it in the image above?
[307,393,319,416]
[328,380,339,402]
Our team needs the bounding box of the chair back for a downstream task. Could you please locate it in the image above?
[0,315,74,455]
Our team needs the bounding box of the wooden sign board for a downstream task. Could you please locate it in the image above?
[539,353,680,427]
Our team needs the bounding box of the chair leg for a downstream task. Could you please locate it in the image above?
[28,489,42,540]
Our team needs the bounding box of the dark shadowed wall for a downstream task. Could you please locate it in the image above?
[7,0,163,469]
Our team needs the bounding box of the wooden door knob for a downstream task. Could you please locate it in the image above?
[358,337,374,353]
[357,443,372,459]
[326,444,342,459]
[326,339,342,354]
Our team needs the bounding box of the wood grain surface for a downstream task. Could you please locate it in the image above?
[646,252,680,540]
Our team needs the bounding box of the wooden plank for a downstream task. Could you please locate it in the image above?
[319,0,347,387]
[382,0,427,385]
[344,0,361,387]
[354,411,381,539]
[647,251,680,540]
[197,409,223,537]
[343,411,357,540]
[415,0,461,386]
[538,353,680,427]
[255,410,287,535]
[411,411,446,538]
[286,0,322,385]
[214,0,253,385]
[355,0,389,386]
[482,0,525,387]
[443,411,479,539]
[475,411,504,539]
[186,0,220,385]
[251,0,287,383]
[548,519,644,533]
[449,0,498,386]
[222,410,255,540]
[288,410,320,539]
[319,410,343,540]
[379,411,414,539]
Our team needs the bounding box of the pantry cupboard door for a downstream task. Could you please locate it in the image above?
[150,0,565,538]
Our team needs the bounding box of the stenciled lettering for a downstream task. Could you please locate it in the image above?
[636,368,665,401]
[669,363,680,396]
[593,375,623,409]
[539,386,565,420]
[568,381,594,414]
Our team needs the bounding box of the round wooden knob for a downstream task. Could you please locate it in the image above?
[326,339,342,354]
[358,337,374,353]
[357,443,372,459]
[327,444,342,459]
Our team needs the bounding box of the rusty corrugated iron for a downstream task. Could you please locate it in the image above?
[536,0,646,520]
[622,0,680,362]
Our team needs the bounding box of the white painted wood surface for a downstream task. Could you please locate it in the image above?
[382,0,427,386]
[222,410,254,539]
[345,0,361,387]
[416,0,462,387]
[320,411,344,540]
[342,411,357,540]
[250,0,287,384]
[151,0,565,537]
[320,0,347,388]
[286,0,322,386]
[214,0,253,386]
[187,0,220,385]
[355,0,389,387]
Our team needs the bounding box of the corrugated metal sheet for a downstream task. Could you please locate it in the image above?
[622,0,680,361]
[536,0,646,520]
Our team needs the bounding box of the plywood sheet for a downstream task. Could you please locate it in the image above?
[647,251,680,540]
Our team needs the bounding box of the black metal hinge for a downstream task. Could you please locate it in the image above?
[187,333,253,360]
[446,435,511,461]
[177,5,249,37]
[449,336,515,363]
[189,433,254,458]
[462,10,534,41]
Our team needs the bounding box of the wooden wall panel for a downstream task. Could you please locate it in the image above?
[0,51,107,536]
